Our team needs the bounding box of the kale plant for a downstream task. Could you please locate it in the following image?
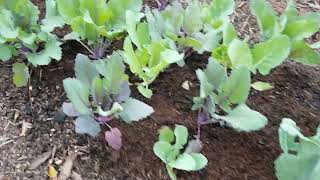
[154,125,207,180]
[275,118,320,180]
[0,0,64,87]
[62,52,154,150]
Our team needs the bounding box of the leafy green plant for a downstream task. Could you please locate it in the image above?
[275,118,320,180]
[56,0,142,59]
[212,21,291,76]
[192,60,268,135]
[144,0,235,55]
[153,125,207,180]
[122,11,183,98]
[250,0,320,65]
[0,0,63,87]
[62,52,154,150]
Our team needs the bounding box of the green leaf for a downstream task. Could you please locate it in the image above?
[74,115,101,137]
[108,0,143,28]
[153,141,172,163]
[283,0,298,21]
[251,81,273,91]
[311,41,320,49]
[283,13,320,40]
[275,153,320,180]
[290,40,320,65]
[169,153,196,171]
[0,43,12,61]
[102,52,126,94]
[174,125,188,149]
[91,76,104,105]
[126,10,145,49]
[63,78,91,114]
[41,0,65,33]
[159,126,175,143]
[207,0,235,19]
[56,0,80,22]
[12,63,29,87]
[204,59,227,89]
[75,54,99,88]
[0,9,19,39]
[196,69,213,98]
[252,35,291,75]
[193,29,222,53]
[250,0,279,39]
[137,85,153,98]
[122,37,142,75]
[218,66,251,105]
[228,39,253,68]
[279,118,309,142]
[161,49,184,64]
[26,38,62,66]
[189,153,208,171]
[217,104,268,131]
[183,0,202,34]
[223,22,237,45]
[119,98,154,123]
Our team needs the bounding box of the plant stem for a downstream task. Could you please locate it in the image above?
[166,165,177,180]
[78,40,95,56]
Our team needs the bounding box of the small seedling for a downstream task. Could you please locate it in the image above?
[193,60,268,135]
[153,125,207,180]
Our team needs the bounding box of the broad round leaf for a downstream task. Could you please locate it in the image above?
[219,104,268,132]
[12,63,29,87]
[75,115,101,137]
[169,153,196,171]
[119,98,154,123]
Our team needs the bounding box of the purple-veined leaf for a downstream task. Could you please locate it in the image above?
[105,128,122,150]
[62,102,80,117]
[95,116,113,124]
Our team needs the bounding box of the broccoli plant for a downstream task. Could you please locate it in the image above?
[275,118,320,180]
[153,125,207,180]
[62,52,154,150]
[0,0,64,87]
[192,60,267,137]
[250,0,320,65]
[122,11,183,98]
[56,0,142,59]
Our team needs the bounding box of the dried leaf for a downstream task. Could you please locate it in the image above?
[48,165,58,179]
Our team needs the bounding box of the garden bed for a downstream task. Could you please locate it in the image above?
[0,0,320,179]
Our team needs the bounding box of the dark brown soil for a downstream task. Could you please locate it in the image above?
[1,1,320,180]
